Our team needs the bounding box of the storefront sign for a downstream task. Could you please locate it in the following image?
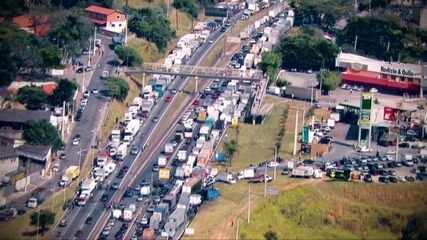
[383,107,398,121]
[381,66,415,77]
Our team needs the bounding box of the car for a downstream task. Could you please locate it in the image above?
[152,164,159,172]
[101,194,109,202]
[369,88,378,93]
[59,219,67,227]
[102,229,110,236]
[52,162,60,172]
[81,98,88,107]
[82,48,91,55]
[91,89,99,94]
[170,88,177,94]
[208,40,214,44]
[130,145,139,155]
[75,109,82,121]
[281,169,289,175]
[124,189,134,198]
[76,68,84,73]
[137,196,144,202]
[85,66,93,72]
[389,176,398,183]
[378,176,390,183]
[83,90,90,98]
[85,216,93,224]
[363,174,372,182]
[152,117,159,123]
[111,182,119,190]
[405,175,415,182]
[72,134,80,145]
[75,230,83,238]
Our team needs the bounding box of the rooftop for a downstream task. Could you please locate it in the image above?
[15,144,51,162]
[0,110,51,124]
[0,128,23,140]
[11,15,50,37]
[85,5,116,16]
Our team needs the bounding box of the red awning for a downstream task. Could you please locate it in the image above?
[342,70,419,91]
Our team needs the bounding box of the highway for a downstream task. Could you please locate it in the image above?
[57,14,241,239]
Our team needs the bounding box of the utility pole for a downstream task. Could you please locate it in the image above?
[395,112,399,162]
[194,76,198,94]
[293,108,299,156]
[61,101,65,140]
[247,183,251,224]
[235,219,239,240]
[93,26,97,58]
[273,145,277,180]
[354,35,358,52]
[263,165,267,198]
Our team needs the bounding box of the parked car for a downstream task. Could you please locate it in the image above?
[72,134,81,145]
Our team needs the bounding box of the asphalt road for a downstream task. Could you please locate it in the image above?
[58,16,241,239]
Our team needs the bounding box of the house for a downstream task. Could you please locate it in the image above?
[85,5,127,33]
[7,81,58,96]
[0,110,52,130]
[16,144,52,175]
[11,15,50,37]
[0,128,25,148]
[0,146,19,177]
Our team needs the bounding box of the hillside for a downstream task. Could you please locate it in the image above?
[239,182,427,240]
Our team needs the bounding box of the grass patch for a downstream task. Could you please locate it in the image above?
[239,182,427,240]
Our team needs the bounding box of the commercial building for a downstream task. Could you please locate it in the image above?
[85,5,127,33]
[336,52,426,93]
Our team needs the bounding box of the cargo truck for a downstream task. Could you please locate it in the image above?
[291,166,314,178]
[59,166,80,187]
[159,168,171,181]
[77,178,97,206]
[122,208,133,221]
[158,155,168,167]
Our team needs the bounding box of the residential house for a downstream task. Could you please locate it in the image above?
[0,110,52,130]
[85,5,127,33]
[16,144,52,176]
[11,14,50,37]
[0,146,19,177]
[7,81,57,96]
[0,128,25,148]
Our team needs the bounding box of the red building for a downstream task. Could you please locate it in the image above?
[336,53,423,92]
[85,5,127,33]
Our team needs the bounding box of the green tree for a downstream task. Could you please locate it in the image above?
[224,139,237,159]
[39,44,62,68]
[48,10,92,58]
[128,8,175,50]
[173,0,198,18]
[260,52,282,85]
[17,86,48,110]
[30,210,56,234]
[114,46,143,66]
[264,230,279,240]
[0,0,27,17]
[402,210,427,240]
[24,120,64,151]
[318,70,341,92]
[48,79,78,106]
[106,77,129,101]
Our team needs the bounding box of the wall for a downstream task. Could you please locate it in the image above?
[0,156,19,177]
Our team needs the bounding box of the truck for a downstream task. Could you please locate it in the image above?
[238,168,255,179]
[182,176,202,194]
[104,161,117,175]
[177,150,187,162]
[140,185,151,196]
[122,208,133,221]
[158,155,168,167]
[124,119,141,138]
[159,168,171,181]
[141,100,154,117]
[164,143,175,155]
[92,167,106,182]
[59,166,80,187]
[291,166,314,178]
[244,53,255,69]
[110,129,121,143]
[282,86,318,102]
[96,152,109,167]
[116,143,128,160]
[142,228,155,240]
[197,141,213,167]
[77,178,97,206]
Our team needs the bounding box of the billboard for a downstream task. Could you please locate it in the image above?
[359,93,373,127]
[383,107,398,122]
[301,126,309,144]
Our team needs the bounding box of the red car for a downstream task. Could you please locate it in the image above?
[165,95,172,102]
[192,100,200,106]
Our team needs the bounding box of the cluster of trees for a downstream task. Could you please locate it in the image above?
[16,79,77,110]
[337,16,427,63]
[317,70,341,92]
[128,8,175,51]
[30,210,55,235]
[0,10,92,87]
[260,52,282,85]
[106,77,129,101]
[24,120,64,151]
[114,46,142,67]
[290,0,353,32]
[173,0,198,18]
[277,33,339,71]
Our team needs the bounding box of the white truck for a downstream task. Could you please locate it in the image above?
[238,168,255,179]
[92,167,106,183]
[177,150,187,162]
[77,178,97,206]
[164,143,175,155]
[125,119,141,137]
[158,155,168,168]
[140,185,151,196]
[123,208,133,221]
[111,129,121,143]
[116,143,128,160]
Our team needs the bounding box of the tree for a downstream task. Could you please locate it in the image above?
[48,10,92,58]
[128,8,175,51]
[48,79,78,106]
[24,120,64,151]
[39,44,62,68]
[17,86,48,110]
[114,46,143,66]
[264,230,279,240]
[30,210,55,234]
[260,52,282,85]
[0,0,27,18]
[318,70,341,92]
[402,210,427,240]
[224,139,237,159]
[106,77,129,101]
[173,0,198,18]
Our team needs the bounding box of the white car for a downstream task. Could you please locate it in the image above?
[341,84,348,89]
[83,90,90,98]
[369,88,378,93]
[81,98,88,107]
